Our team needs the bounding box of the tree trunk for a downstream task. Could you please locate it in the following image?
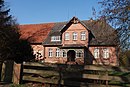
[3,60,14,83]
[0,61,3,81]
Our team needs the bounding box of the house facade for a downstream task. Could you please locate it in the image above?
[19,17,118,66]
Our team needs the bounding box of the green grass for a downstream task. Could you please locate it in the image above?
[10,83,44,87]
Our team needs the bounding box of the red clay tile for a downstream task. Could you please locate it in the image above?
[19,23,54,43]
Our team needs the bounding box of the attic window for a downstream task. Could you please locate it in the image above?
[51,36,61,42]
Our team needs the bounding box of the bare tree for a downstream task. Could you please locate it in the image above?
[96,0,130,66]
[98,0,130,50]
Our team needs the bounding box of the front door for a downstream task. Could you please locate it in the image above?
[67,50,76,62]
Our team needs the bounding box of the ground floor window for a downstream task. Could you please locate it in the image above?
[49,48,53,57]
[76,50,83,58]
[34,50,43,60]
[62,50,67,57]
[103,48,109,59]
[93,48,109,59]
[56,48,60,57]
[48,49,84,58]
[94,48,99,58]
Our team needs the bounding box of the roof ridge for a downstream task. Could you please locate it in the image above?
[20,22,54,26]
[20,19,94,26]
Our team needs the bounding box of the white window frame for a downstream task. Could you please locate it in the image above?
[76,50,83,58]
[56,48,60,57]
[51,36,61,42]
[48,48,53,57]
[65,32,69,40]
[103,48,109,59]
[34,50,43,59]
[81,31,86,40]
[73,32,77,40]
[62,50,67,57]
[94,48,99,58]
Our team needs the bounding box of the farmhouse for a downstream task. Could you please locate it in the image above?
[19,17,118,66]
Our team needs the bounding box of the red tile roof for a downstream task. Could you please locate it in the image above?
[19,23,54,43]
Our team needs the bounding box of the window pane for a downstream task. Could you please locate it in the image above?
[94,48,99,58]
[62,50,66,57]
[103,48,109,59]
[81,31,86,40]
[49,48,53,57]
[56,48,60,57]
[51,36,61,42]
[73,32,77,40]
[65,33,69,40]
[76,50,83,58]
[34,50,43,60]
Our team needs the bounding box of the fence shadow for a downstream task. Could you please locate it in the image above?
[112,66,130,83]
[57,64,88,87]
[1,60,14,83]
[20,62,130,87]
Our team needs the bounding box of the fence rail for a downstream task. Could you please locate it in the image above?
[21,62,130,87]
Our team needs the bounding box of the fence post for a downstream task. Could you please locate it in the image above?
[13,62,23,84]
[58,67,62,87]
[0,61,3,81]
[19,63,23,84]
[106,70,108,87]
[3,60,14,83]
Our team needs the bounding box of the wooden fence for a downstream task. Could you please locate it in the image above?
[21,62,130,87]
[0,60,21,84]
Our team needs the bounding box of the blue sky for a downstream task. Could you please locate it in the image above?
[5,0,101,24]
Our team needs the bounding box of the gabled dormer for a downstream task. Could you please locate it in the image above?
[43,17,94,46]
[60,17,94,47]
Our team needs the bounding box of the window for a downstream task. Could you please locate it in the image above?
[34,50,43,60]
[73,32,77,40]
[103,48,109,59]
[94,48,99,58]
[81,31,86,40]
[65,33,69,40]
[56,48,60,57]
[76,50,83,58]
[48,48,53,57]
[51,36,61,42]
[62,50,67,57]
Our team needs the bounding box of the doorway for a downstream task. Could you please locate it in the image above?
[67,50,76,62]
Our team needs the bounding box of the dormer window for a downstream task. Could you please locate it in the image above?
[51,36,61,42]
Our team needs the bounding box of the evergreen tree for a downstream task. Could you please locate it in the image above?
[0,0,34,81]
[0,0,19,61]
[0,0,34,62]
